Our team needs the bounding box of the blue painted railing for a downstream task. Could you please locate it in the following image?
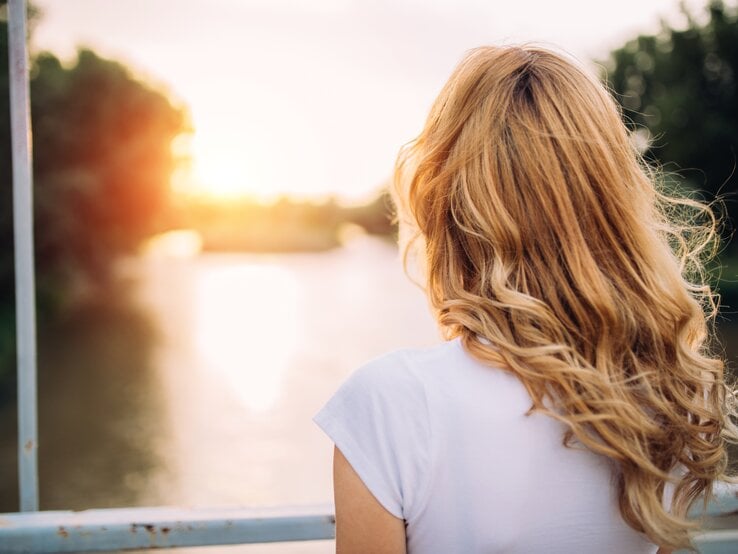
[7,0,39,515]
[0,505,335,553]
[1,1,737,552]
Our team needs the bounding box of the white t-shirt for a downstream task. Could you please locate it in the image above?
[314,337,658,553]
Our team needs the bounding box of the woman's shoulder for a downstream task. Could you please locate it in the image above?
[313,342,449,518]
[348,337,464,388]
[315,336,534,442]
[392,337,528,394]
[337,337,498,404]
[313,337,537,521]
[340,337,531,418]
[320,342,442,414]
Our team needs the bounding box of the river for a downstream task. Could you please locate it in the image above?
[0,233,440,553]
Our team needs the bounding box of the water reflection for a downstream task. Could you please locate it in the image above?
[1,234,442,540]
[0,295,171,511]
[133,235,439,510]
[194,263,298,413]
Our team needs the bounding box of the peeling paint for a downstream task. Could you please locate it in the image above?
[0,505,365,551]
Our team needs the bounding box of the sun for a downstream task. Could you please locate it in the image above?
[190,141,256,199]
[175,115,275,200]
[193,155,249,198]
[171,131,263,200]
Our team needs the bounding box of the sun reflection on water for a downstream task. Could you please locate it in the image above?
[143,229,203,258]
[194,262,299,413]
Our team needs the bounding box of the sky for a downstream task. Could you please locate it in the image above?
[31,0,711,202]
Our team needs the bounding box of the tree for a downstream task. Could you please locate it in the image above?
[29,49,185,285]
[0,12,186,401]
[601,1,738,252]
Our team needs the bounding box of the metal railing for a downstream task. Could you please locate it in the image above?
[0,505,335,553]
[8,0,39,516]
[0,1,736,552]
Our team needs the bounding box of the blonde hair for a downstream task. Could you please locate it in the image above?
[392,44,737,551]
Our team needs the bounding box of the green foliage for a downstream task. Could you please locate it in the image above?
[0,20,185,400]
[602,1,738,253]
[0,46,185,293]
[29,49,185,284]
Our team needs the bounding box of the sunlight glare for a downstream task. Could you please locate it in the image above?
[191,139,255,199]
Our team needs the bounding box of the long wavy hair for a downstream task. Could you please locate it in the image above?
[392,44,737,551]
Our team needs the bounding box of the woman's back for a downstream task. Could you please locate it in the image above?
[316,337,658,553]
[317,44,736,552]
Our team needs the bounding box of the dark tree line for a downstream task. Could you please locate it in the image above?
[29,50,185,288]
[602,1,738,256]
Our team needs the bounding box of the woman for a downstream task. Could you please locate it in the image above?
[314,44,737,553]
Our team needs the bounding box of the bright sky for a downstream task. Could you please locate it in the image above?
[31,0,709,202]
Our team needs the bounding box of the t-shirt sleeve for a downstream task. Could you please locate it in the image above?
[313,350,431,520]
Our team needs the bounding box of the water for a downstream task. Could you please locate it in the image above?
[0,234,441,552]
